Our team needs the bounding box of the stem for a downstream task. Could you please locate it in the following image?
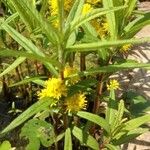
[93,75,104,114]
[57,0,64,35]
[80,53,86,71]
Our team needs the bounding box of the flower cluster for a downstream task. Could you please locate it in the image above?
[38,66,86,112]
[107,79,120,90]
[64,93,87,113]
[48,0,110,38]
[120,44,132,53]
[49,0,73,15]
[64,66,80,84]
[38,78,67,100]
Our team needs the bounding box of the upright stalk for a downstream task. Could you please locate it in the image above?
[93,75,104,114]
[57,0,68,130]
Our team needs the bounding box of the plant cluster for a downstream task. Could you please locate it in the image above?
[0,0,150,149]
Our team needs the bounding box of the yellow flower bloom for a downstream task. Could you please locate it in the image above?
[120,44,132,53]
[91,19,109,37]
[107,79,120,90]
[102,22,109,33]
[82,3,93,15]
[38,78,67,100]
[64,66,80,84]
[49,0,58,16]
[49,0,73,15]
[64,0,74,12]
[64,93,87,112]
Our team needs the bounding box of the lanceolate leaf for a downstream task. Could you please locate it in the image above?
[7,0,38,31]
[64,128,72,150]
[103,0,117,39]
[77,111,110,134]
[111,100,125,133]
[78,61,150,76]
[124,12,150,38]
[113,128,149,145]
[70,6,126,34]
[123,114,150,131]
[72,126,99,150]
[65,0,85,27]
[7,0,58,44]
[106,90,118,126]
[0,57,26,77]
[9,76,47,87]
[1,23,58,76]
[66,37,150,51]
[105,144,120,150]
[124,0,137,19]
[0,49,61,68]
[1,98,54,134]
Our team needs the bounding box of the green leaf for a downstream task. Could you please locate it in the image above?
[124,12,150,38]
[1,98,54,134]
[68,61,150,79]
[105,144,120,150]
[0,141,11,150]
[64,128,72,150]
[81,22,99,42]
[0,49,61,69]
[123,91,150,117]
[123,114,150,131]
[32,79,45,86]
[77,111,110,134]
[70,6,126,34]
[72,126,99,150]
[0,23,58,75]
[106,90,118,126]
[103,0,117,39]
[20,119,55,150]
[65,0,85,27]
[0,57,26,77]
[66,38,150,51]
[111,100,125,133]
[6,0,59,44]
[68,78,97,96]
[124,0,137,19]
[7,0,38,31]
[9,76,47,87]
[113,128,148,145]
[80,61,150,76]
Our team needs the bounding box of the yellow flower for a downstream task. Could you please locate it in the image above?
[49,0,58,16]
[120,44,132,53]
[64,0,74,12]
[82,3,93,15]
[38,78,67,100]
[64,66,80,84]
[107,79,120,90]
[49,0,73,15]
[102,22,109,33]
[91,19,109,37]
[64,93,87,112]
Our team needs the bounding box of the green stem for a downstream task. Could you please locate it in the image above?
[57,0,64,35]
